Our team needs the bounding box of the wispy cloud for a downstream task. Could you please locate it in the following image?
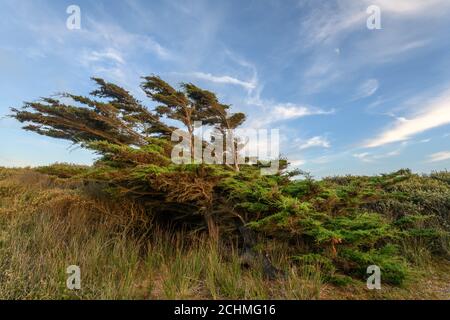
[364,90,450,148]
[297,0,450,94]
[427,151,450,163]
[371,0,449,14]
[353,150,401,162]
[275,105,333,120]
[183,72,257,91]
[215,53,336,127]
[289,159,306,167]
[298,136,331,150]
[355,79,379,99]
[301,0,450,46]
[79,48,127,78]
[299,2,366,46]
[86,20,173,60]
[353,152,372,162]
[250,103,334,127]
[84,48,125,65]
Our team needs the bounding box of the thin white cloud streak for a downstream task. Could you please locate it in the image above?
[353,152,372,162]
[297,1,365,47]
[183,72,257,91]
[298,136,331,150]
[275,105,333,119]
[365,90,450,148]
[427,151,450,163]
[301,0,450,46]
[9,1,173,62]
[353,150,401,162]
[289,159,306,167]
[191,53,336,127]
[355,79,379,99]
[370,0,449,14]
[250,103,334,127]
[298,0,450,94]
[86,20,173,61]
[3,2,173,89]
[82,48,125,65]
[373,40,429,62]
[11,2,172,82]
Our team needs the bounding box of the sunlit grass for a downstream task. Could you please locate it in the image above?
[0,168,448,300]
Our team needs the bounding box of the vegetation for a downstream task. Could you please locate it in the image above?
[3,76,450,299]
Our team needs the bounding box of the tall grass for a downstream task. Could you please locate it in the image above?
[1,168,448,299]
[0,168,323,299]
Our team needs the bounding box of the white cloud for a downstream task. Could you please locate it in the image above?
[301,0,450,46]
[10,2,173,62]
[220,55,337,127]
[84,48,125,65]
[297,0,450,93]
[299,136,331,150]
[373,40,429,62]
[353,152,372,162]
[4,4,172,88]
[369,0,449,14]
[427,151,450,163]
[79,47,129,83]
[275,105,332,119]
[299,3,366,46]
[365,90,450,148]
[289,159,306,167]
[186,72,256,91]
[353,150,401,162]
[356,79,379,99]
[87,20,172,60]
[382,150,401,158]
[250,103,334,127]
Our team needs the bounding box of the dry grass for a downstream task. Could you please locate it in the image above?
[0,168,322,299]
[0,168,448,300]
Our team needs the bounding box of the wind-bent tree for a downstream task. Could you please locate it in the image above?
[8,75,288,278]
[14,77,275,240]
[141,76,246,169]
[201,100,246,171]
[11,75,426,284]
[12,76,247,171]
[10,75,252,227]
[11,77,173,148]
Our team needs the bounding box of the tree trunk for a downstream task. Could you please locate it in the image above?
[187,126,194,163]
[233,140,240,172]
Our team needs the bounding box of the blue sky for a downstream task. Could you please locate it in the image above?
[1,0,450,177]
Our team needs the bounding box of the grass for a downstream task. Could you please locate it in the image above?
[0,167,449,300]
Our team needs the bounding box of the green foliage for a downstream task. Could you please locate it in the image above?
[245,170,449,285]
[9,76,450,287]
[338,245,408,285]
